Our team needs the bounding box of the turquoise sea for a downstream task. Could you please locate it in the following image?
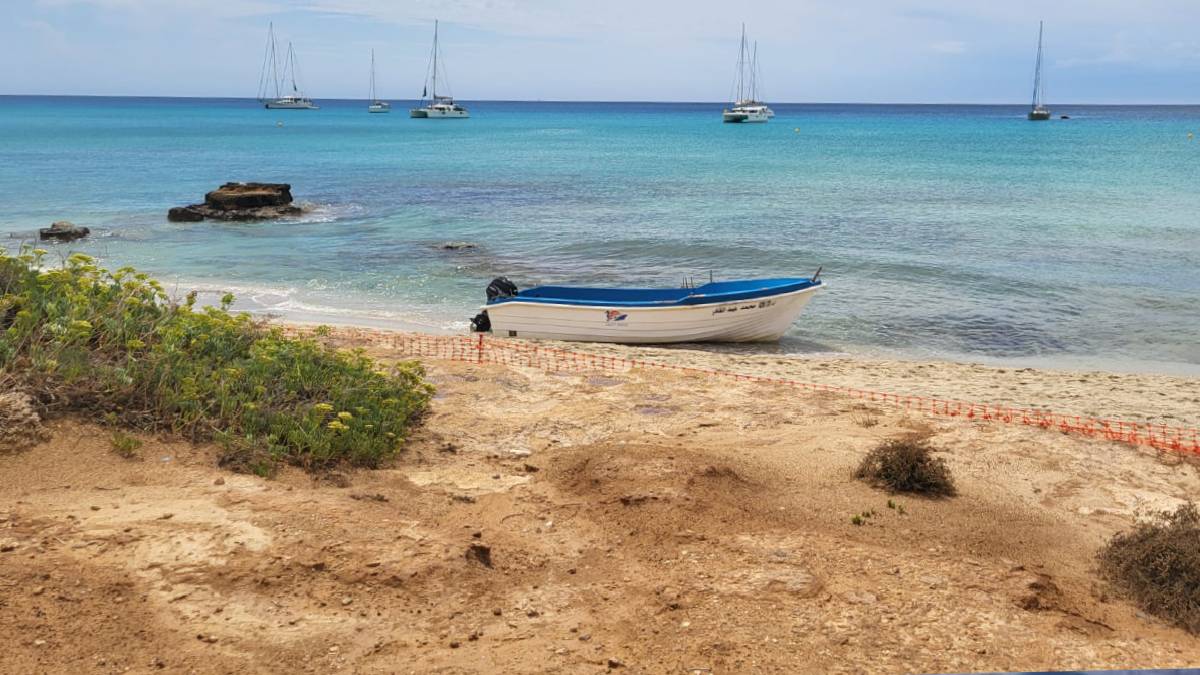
[1,96,1197,373]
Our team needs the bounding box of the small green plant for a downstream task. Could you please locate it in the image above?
[897,504,906,515]
[855,437,957,497]
[1098,502,1200,634]
[109,430,142,459]
[851,514,864,526]
[887,499,895,509]
[0,249,433,474]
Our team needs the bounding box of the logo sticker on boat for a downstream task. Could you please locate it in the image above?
[605,310,628,323]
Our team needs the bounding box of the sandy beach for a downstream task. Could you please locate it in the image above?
[6,3,1200,671]
[312,325,1200,429]
[3,322,1199,673]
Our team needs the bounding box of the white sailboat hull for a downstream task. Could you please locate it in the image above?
[265,100,318,109]
[723,109,769,123]
[411,106,469,118]
[484,286,821,344]
[368,103,391,113]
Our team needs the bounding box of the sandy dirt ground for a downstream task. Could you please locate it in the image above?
[2,328,1199,674]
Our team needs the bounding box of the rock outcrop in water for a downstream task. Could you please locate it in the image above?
[168,183,303,222]
[38,221,90,242]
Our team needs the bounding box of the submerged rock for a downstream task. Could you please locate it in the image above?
[168,182,303,222]
[438,241,478,251]
[38,220,90,242]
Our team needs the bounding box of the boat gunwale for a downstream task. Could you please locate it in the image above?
[485,279,823,310]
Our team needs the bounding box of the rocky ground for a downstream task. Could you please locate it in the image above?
[2,339,1199,674]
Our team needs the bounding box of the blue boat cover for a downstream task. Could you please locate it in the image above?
[488,278,822,308]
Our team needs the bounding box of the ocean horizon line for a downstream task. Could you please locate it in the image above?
[2,94,1198,107]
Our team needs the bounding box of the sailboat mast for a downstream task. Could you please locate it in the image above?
[286,42,298,93]
[258,22,282,101]
[431,20,439,99]
[736,24,746,102]
[370,49,376,101]
[271,26,279,99]
[1032,21,1044,109]
[750,41,758,102]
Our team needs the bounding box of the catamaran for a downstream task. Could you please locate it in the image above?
[410,20,469,119]
[367,49,390,113]
[1028,21,1050,121]
[723,25,773,123]
[257,23,318,110]
[470,274,824,344]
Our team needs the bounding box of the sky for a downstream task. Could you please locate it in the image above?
[2,0,1199,103]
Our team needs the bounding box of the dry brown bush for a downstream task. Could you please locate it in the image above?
[1098,502,1200,634]
[855,437,957,497]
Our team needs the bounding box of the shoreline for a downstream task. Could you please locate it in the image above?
[288,320,1200,430]
[232,303,1200,379]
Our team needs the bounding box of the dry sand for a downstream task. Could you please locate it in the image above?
[2,326,1199,674]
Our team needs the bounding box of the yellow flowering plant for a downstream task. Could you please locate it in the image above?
[0,246,433,476]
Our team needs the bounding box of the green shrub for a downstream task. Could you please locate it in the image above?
[109,430,142,459]
[1098,502,1200,634]
[0,248,432,473]
[855,437,957,497]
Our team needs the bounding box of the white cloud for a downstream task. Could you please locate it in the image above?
[929,40,967,54]
[1055,32,1135,68]
[5,0,1200,102]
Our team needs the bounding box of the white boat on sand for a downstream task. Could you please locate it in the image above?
[471,276,824,344]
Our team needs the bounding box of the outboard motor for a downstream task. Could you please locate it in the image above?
[486,276,518,302]
[471,277,516,333]
[469,311,491,333]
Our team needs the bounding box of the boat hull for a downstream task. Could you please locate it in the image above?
[368,103,391,113]
[484,285,821,344]
[1028,109,1051,121]
[411,107,469,119]
[265,101,319,109]
[723,110,768,123]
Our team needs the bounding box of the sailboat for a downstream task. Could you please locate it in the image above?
[1028,21,1050,121]
[367,49,390,113]
[410,20,469,119]
[723,25,771,123]
[257,23,318,110]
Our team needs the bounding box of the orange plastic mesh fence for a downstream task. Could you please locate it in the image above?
[382,333,1200,455]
